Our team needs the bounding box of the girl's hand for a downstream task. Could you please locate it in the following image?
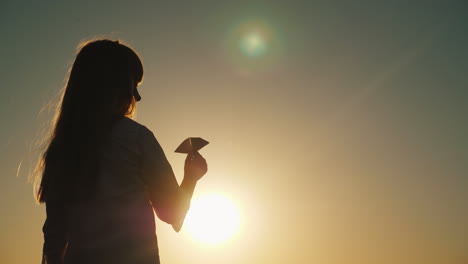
[184,152,207,182]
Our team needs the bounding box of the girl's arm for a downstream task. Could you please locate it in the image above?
[138,126,206,232]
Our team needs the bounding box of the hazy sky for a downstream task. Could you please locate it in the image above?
[1,1,467,263]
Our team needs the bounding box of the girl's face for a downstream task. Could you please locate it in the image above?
[131,79,141,102]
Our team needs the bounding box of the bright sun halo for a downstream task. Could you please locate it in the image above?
[184,193,240,245]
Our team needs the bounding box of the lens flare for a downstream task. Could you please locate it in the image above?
[240,32,267,57]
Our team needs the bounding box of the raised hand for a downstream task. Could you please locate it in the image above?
[184,152,207,182]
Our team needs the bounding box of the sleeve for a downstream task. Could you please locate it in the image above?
[42,201,68,264]
[137,126,190,231]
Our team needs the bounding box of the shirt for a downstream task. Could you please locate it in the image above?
[42,117,190,264]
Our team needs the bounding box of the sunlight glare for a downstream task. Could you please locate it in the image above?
[184,193,240,245]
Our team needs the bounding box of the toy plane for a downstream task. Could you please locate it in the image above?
[175,137,209,154]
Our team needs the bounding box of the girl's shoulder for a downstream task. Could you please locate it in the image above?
[114,116,145,130]
[113,117,153,140]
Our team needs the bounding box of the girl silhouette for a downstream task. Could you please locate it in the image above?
[37,39,207,264]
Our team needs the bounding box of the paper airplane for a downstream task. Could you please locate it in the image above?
[175,137,209,154]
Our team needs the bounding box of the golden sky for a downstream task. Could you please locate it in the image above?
[1,1,467,263]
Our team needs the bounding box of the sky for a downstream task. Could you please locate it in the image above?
[1,0,467,263]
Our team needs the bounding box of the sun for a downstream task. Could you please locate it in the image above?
[184,193,240,245]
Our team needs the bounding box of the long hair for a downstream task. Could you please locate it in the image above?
[37,39,143,203]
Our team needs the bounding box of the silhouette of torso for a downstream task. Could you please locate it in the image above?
[43,117,178,264]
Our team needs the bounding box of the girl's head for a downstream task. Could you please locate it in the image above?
[37,39,144,203]
[67,39,143,117]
